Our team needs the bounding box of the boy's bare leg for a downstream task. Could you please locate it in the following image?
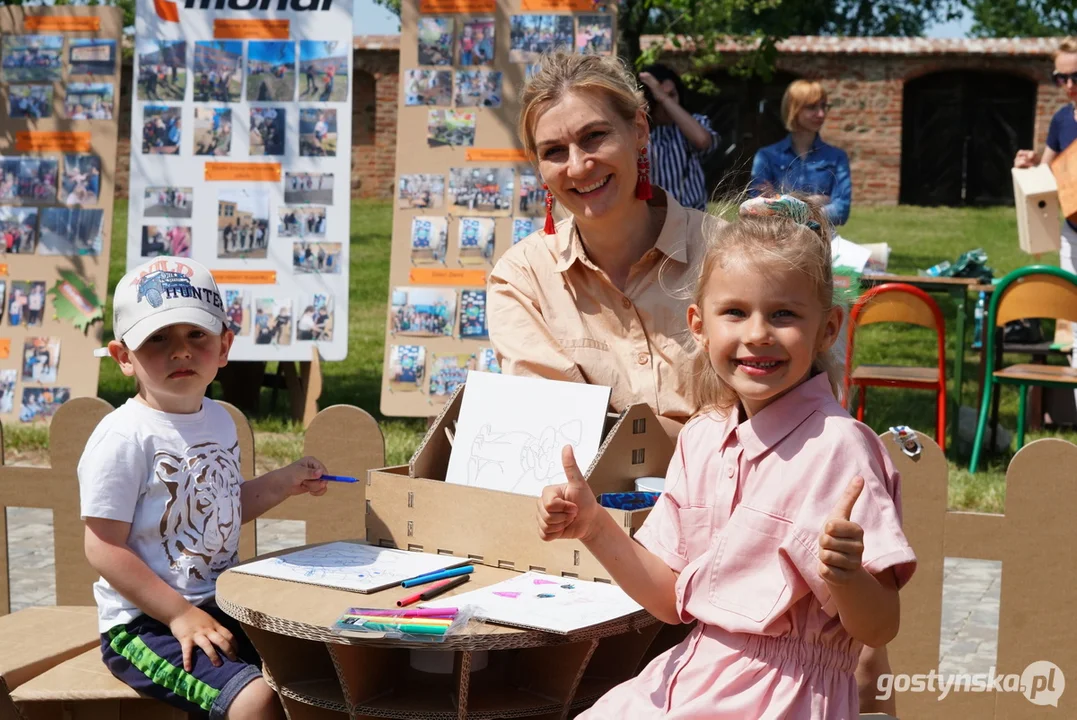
[227,678,286,720]
[857,644,897,715]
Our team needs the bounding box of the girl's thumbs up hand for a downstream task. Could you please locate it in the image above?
[817,476,866,586]
[537,445,600,543]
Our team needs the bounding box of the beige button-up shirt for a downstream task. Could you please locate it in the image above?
[488,192,718,423]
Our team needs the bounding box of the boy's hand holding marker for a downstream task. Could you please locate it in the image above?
[282,455,329,497]
[816,476,866,585]
[537,446,601,542]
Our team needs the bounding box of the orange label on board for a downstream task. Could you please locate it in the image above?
[25,16,101,32]
[0,339,9,360]
[204,162,281,182]
[16,132,91,153]
[409,268,487,286]
[521,0,597,10]
[214,19,290,40]
[420,0,496,12]
[211,270,278,285]
[465,148,528,163]
[0,264,7,276]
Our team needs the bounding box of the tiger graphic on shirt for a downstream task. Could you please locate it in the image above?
[155,440,242,582]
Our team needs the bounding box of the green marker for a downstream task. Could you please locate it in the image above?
[361,621,448,636]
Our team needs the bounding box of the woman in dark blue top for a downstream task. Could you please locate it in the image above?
[750,80,852,227]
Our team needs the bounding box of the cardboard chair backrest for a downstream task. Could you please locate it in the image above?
[0,398,384,616]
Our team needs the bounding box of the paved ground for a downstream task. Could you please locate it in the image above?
[4,508,1001,676]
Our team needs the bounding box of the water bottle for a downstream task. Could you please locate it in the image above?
[972,292,986,350]
[918,260,952,278]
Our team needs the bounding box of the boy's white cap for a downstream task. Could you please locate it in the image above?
[93,256,228,358]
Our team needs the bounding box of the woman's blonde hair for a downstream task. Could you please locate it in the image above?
[688,194,843,413]
[781,80,827,133]
[1057,37,1077,58]
[518,52,646,160]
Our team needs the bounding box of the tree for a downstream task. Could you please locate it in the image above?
[961,0,1077,37]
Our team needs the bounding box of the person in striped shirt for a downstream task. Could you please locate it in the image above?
[639,64,719,211]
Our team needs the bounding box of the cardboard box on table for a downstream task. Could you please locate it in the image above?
[1012,164,1062,255]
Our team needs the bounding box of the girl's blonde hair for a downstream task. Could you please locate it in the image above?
[518,52,645,160]
[1057,37,1077,58]
[781,80,827,133]
[689,194,844,412]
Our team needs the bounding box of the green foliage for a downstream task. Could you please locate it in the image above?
[962,0,1077,37]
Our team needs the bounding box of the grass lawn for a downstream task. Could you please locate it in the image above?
[4,200,1074,513]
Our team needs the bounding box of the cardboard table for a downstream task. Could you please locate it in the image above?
[215,544,660,720]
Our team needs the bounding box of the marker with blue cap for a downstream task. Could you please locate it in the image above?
[321,475,357,483]
[400,564,474,588]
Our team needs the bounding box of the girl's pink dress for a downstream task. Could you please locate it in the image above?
[581,373,918,719]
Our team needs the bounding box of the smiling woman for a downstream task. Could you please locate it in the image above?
[488,52,721,440]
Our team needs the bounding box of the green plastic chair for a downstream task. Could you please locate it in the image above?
[969,265,1077,473]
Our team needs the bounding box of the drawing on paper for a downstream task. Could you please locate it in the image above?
[466,421,583,495]
[228,541,467,593]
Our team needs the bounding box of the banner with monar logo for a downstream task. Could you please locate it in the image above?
[128,0,352,360]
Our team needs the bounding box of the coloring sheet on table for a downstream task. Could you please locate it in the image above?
[228,541,468,593]
[422,571,643,634]
[445,372,611,497]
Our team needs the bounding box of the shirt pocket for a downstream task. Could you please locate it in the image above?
[706,504,792,624]
[675,505,715,561]
[557,337,611,351]
[558,338,618,389]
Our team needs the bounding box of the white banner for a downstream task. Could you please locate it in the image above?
[128,0,352,361]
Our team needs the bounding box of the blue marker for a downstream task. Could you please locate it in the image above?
[321,474,357,483]
[401,565,474,588]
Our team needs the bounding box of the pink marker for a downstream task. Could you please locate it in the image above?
[348,607,458,618]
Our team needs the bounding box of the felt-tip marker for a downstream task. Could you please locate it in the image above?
[320,475,357,483]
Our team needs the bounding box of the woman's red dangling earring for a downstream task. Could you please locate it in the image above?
[635,146,653,201]
[543,183,556,235]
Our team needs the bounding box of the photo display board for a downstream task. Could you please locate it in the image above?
[381,0,616,417]
[0,6,122,424]
[127,0,353,361]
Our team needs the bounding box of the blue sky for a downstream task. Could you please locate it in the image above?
[351,0,973,37]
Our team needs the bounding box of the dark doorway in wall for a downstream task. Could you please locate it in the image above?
[900,71,1036,206]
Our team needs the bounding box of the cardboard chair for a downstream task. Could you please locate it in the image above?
[1012,165,1061,255]
[1052,139,1077,226]
[0,399,384,719]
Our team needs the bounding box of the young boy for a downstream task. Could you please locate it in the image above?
[80,256,329,719]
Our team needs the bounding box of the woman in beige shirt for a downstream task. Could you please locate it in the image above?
[489,51,895,715]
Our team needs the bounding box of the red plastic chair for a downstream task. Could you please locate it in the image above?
[844,283,948,452]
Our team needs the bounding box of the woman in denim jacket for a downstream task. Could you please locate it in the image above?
[750,80,852,227]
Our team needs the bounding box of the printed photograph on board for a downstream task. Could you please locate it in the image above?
[9,85,52,119]
[62,154,102,206]
[194,107,232,156]
[404,69,452,107]
[223,289,251,337]
[459,289,488,338]
[299,108,337,157]
[476,346,501,374]
[0,158,58,203]
[298,41,348,102]
[576,15,614,55]
[390,287,457,337]
[296,294,333,341]
[193,41,243,103]
[141,225,192,258]
[513,217,537,245]
[21,337,60,384]
[65,83,114,120]
[388,345,426,392]
[427,109,475,148]
[454,70,501,108]
[430,353,476,397]
[250,107,285,156]
[136,39,187,101]
[418,18,454,66]
[0,370,14,414]
[458,19,495,66]
[457,217,495,265]
[247,41,295,102]
[7,281,47,327]
[285,172,333,204]
[398,174,444,210]
[144,186,192,218]
[509,15,574,63]
[277,205,326,239]
[141,105,182,154]
[217,189,270,259]
[0,207,38,254]
[254,298,292,346]
[448,167,514,215]
[410,216,448,265]
[69,38,117,76]
[518,169,544,215]
[1,35,62,82]
[20,387,70,423]
[38,208,104,256]
[293,241,342,274]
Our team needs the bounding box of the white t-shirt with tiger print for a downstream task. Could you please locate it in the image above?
[78,398,242,633]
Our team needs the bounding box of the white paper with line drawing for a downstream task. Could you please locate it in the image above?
[227,541,468,593]
[422,571,643,634]
[444,372,612,496]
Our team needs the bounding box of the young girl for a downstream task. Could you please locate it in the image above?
[538,194,917,718]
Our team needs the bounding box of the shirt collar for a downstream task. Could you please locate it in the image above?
[779,134,827,157]
[736,372,839,461]
[553,188,689,273]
